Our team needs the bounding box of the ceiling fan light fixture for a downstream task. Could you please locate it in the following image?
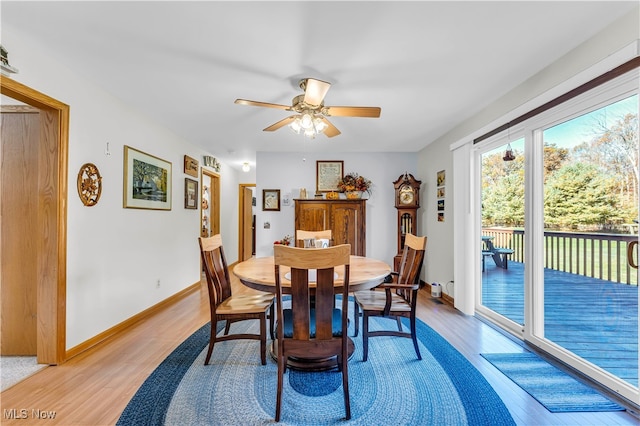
[300,112,313,129]
[314,116,327,133]
[236,77,380,138]
[289,117,302,134]
[288,112,326,138]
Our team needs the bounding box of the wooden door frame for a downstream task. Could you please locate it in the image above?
[238,183,256,262]
[1,76,68,365]
[200,168,220,237]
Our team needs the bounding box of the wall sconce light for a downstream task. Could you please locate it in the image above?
[242,162,251,172]
[203,155,221,172]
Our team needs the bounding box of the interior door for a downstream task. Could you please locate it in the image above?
[242,186,253,260]
[1,106,40,355]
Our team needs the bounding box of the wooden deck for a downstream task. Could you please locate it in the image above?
[482,260,639,386]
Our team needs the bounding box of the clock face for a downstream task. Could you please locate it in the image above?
[400,186,414,205]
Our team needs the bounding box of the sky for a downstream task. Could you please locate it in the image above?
[484,94,637,156]
[542,94,637,149]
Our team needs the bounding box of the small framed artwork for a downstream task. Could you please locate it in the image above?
[263,189,280,211]
[316,160,344,192]
[184,178,198,209]
[184,155,199,177]
[123,145,172,210]
[437,199,445,211]
[437,187,445,198]
[437,170,446,187]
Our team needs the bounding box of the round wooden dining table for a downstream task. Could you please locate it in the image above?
[232,255,391,370]
[233,255,391,294]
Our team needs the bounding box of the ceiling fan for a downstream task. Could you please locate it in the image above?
[234,78,381,138]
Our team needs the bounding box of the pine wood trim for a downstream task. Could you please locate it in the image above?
[1,76,69,365]
[421,280,454,306]
[1,105,40,113]
[238,183,256,262]
[441,291,454,306]
[65,281,202,360]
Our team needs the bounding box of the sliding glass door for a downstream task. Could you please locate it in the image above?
[474,68,639,402]
[539,95,638,388]
[478,137,525,336]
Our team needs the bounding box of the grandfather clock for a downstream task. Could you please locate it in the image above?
[393,173,422,271]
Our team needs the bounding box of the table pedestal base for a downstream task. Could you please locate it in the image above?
[270,338,355,371]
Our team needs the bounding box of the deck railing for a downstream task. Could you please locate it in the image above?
[482,227,638,285]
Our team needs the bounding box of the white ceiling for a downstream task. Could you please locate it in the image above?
[2,1,637,170]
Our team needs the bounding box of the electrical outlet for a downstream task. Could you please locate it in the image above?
[156,279,161,288]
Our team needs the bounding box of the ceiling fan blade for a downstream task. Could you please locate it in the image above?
[320,117,341,138]
[263,116,297,132]
[235,99,292,110]
[324,106,381,118]
[303,78,331,107]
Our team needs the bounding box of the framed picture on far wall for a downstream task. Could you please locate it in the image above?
[263,189,280,211]
[123,145,172,210]
[184,178,198,209]
[316,160,344,192]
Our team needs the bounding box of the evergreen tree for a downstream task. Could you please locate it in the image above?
[544,162,619,228]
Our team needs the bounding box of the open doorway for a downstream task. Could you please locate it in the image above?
[201,169,220,238]
[238,184,256,261]
[1,77,68,365]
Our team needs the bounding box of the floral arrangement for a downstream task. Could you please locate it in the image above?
[273,234,293,246]
[337,172,372,194]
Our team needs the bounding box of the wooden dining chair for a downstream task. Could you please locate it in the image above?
[353,233,426,361]
[295,229,332,248]
[273,244,351,422]
[199,234,275,365]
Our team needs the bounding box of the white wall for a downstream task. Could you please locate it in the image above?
[415,139,455,294]
[3,24,244,349]
[418,6,639,304]
[255,151,417,265]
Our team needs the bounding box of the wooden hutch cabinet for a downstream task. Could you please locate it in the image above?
[294,199,366,256]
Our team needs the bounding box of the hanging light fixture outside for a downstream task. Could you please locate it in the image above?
[242,162,250,172]
[503,126,515,161]
[503,143,515,161]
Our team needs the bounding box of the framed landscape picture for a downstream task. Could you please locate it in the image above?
[316,160,344,192]
[123,145,172,210]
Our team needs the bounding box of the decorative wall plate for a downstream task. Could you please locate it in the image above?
[77,163,102,206]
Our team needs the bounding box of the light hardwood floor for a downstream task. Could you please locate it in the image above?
[0,271,637,425]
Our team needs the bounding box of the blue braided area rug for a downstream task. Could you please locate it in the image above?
[481,352,625,412]
[118,302,515,426]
